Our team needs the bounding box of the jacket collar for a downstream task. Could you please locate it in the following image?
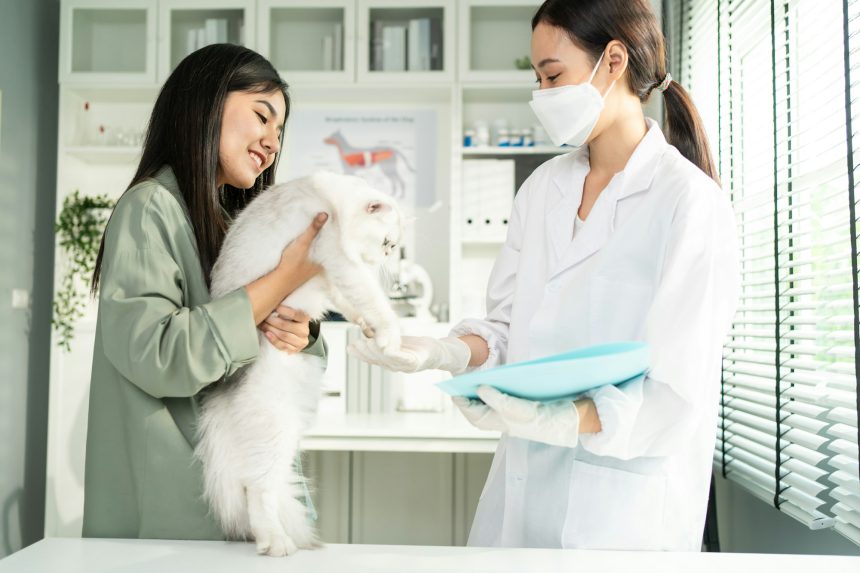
[546,118,668,280]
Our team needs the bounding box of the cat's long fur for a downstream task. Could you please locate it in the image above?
[197,171,403,556]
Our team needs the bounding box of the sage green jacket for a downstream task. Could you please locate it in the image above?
[82,166,326,540]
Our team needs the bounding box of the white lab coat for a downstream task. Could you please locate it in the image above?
[451,119,739,551]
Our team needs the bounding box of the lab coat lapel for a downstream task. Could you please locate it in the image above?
[546,152,588,269]
[547,118,668,281]
[549,183,619,280]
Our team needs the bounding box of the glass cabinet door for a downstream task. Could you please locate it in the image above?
[357,0,454,83]
[258,0,355,84]
[158,0,255,82]
[458,0,540,82]
[60,0,157,84]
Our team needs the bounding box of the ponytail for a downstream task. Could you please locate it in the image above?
[661,79,720,184]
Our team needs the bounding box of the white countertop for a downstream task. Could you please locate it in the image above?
[300,410,500,453]
[2,538,858,573]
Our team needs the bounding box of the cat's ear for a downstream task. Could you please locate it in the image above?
[367,202,391,214]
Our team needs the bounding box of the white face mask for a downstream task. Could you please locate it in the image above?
[529,51,616,148]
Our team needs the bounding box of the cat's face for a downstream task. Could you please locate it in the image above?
[354,195,402,266]
[332,175,403,266]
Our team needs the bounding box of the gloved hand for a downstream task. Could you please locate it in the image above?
[451,396,507,431]
[453,385,581,448]
[347,335,471,374]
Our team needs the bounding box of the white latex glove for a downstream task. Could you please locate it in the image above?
[451,396,507,431]
[469,385,582,448]
[347,335,471,374]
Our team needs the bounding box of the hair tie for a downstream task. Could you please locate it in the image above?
[656,72,673,93]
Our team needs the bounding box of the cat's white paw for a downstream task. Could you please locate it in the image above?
[279,498,320,550]
[292,527,323,550]
[373,325,401,355]
[256,528,298,557]
[357,317,375,338]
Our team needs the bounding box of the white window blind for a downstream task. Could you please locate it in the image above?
[669,0,860,545]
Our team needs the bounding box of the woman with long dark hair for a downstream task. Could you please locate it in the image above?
[83,44,327,539]
[351,0,739,550]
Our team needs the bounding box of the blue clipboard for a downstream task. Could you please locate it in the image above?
[436,341,649,402]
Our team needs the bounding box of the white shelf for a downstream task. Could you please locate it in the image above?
[65,145,142,163]
[301,410,499,453]
[461,145,568,155]
[461,239,506,246]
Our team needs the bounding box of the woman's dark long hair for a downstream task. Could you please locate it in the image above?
[91,43,289,294]
[532,0,719,183]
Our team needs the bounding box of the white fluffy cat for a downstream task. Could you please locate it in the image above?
[197,171,403,556]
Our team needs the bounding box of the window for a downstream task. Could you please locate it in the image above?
[668,0,860,545]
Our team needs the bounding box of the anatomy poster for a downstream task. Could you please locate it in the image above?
[284,109,437,207]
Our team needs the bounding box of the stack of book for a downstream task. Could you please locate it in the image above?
[321,23,344,71]
[184,18,241,57]
[371,17,443,71]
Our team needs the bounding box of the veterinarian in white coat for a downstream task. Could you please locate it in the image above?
[349,0,739,551]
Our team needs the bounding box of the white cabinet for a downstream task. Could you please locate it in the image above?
[158,0,256,82]
[305,451,494,545]
[49,0,564,542]
[59,0,158,84]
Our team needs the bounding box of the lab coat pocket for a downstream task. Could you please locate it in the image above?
[561,460,666,550]
[588,276,652,342]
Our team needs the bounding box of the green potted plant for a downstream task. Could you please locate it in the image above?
[52,190,114,351]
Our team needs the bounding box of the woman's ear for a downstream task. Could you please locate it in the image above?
[605,40,628,81]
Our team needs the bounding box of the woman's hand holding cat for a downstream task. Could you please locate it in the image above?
[245,213,328,326]
[277,212,328,285]
[260,306,311,353]
[348,335,471,374]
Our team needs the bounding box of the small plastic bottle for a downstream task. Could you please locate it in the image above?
[523,127,534,147]
[474,121,490,147]
[463,129,475,147]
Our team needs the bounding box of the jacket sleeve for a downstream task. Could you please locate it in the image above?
[579,189,740,459]
[301,320,328,360]
[450,180,529,371]
[99,244,260,399]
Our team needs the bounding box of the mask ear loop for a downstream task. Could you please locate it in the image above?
[589,50,617,99]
